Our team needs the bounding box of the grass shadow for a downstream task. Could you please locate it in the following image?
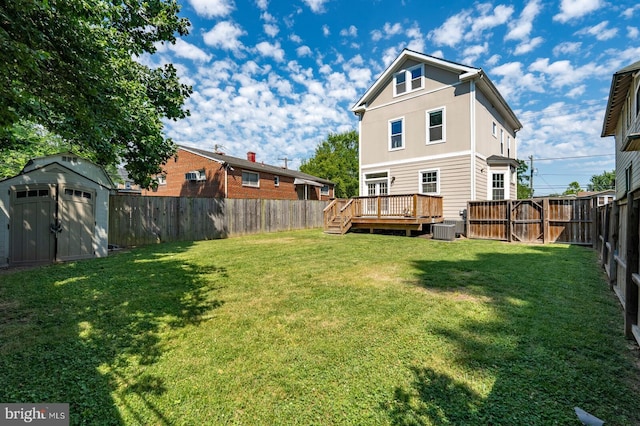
[0,242,226,424]
[387,244,640,425]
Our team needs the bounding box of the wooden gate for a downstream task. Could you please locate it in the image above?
[511,200,543,243]
[468,198,594,245]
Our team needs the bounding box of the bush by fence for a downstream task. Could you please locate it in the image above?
[108,195,328,247]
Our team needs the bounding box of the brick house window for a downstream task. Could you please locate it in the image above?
[242,171,259,187]
[274,176,280,186]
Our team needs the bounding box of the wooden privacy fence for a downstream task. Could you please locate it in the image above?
[596,200,640,344]
[109,195,328,247]
[467,198,595,244]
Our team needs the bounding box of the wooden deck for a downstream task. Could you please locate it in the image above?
[324,194,444,235]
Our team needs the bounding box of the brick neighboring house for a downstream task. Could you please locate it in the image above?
[142,145,335,200]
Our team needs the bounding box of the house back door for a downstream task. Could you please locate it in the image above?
[9,184,57,266]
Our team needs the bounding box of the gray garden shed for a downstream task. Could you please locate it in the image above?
[0,153,114,267]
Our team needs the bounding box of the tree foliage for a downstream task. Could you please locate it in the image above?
[587,170,615,192]
[516,159,533,199]
[300,130,359,198]
[563,181,582,196]
[0,0,192,187]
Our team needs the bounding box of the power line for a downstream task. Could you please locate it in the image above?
[531,153,614,161]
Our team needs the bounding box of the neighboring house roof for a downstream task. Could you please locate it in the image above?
[601,60,640,137]
[351,49,522,133]
[178,145,335,186]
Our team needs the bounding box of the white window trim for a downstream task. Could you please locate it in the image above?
[274,175,280,187]
[492,122,497,138]
[426,106,446,145]
[321,185,330,196]
[242,170,260,187]
[362,170,390,196]
[418,168,440,195]
[500,129,504,155]
[393,64,425,97]
[388,116,405,151]
[489,170,508,200]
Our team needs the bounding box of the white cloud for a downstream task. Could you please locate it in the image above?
[576,21,618,41]
[553,0,604,23]
[485,54,501,66]
[255,0,268,11]
[322,25,330,37]
[289,34,302,43]
[188,0,235,18]
[490,61,545,100]
[505,0,542,41]
[371,22,403,41]
[203,21,246,52]
[296,45,312,57]
[429,10,470,47]
[462,43,488,64]
[261,12,276,23]
[529,58,606,88]
[470,4,513,33]
[169,39,212,62]
[566,84,586,98]
[340,25,358,37]
[552,41,582,56]
[263,23,279,37]
[255,41,285,62]
[622,5,640,18]
[629,26,640,39]
[302,0,328,13]
[513,36,544,55]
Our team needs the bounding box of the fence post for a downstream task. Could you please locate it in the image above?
[542,198,550,244]
[624,196,639,339]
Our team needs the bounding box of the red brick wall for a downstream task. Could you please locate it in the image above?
[142,149,334,200]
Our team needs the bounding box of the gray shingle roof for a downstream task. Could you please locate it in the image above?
[178,145,335,185]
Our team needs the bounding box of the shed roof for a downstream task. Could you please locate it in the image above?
[601,60,640,137]
[178,145,335,186]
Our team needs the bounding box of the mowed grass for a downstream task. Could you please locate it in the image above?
[1,230,639,425]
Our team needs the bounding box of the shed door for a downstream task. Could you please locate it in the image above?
[57,187,95,261]
[9,184,96,266]
[10,185,57,266]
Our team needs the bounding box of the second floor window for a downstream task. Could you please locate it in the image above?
[427,108,445,143]
[389,118,404,150]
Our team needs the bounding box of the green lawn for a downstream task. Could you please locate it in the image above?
[1,230,639,425]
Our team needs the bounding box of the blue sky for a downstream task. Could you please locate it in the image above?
[140,0,640,195]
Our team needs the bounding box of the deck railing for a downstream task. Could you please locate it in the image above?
[352,194,443,218]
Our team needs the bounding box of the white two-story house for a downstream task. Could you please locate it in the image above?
[352,49,522,220]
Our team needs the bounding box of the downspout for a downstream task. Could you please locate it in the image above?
[358,112,363,196]
[470,79,477,201]
[224,163,228,198]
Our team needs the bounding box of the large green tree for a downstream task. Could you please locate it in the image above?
[563,181,583,196]
[587,170,615,192]
[0,0,192,187]
[300,130,359,198]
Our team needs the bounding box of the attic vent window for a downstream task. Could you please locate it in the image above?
[394,64,424,96]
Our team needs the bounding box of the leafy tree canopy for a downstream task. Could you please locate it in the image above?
[300,130,359,198]
[563,181,582,196]
[0,0,192,188]
[587,170,615,192]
